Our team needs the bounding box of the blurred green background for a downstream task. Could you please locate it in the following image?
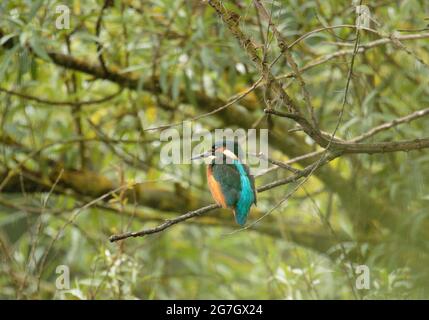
[0,0,429,299]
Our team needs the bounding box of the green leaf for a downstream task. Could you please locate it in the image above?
[27,0,44,22]
[159,62,170,94]
[0,33,18,46]
[17,47,30,84]
[171,70,182,102]
[0,45,19,83]
[183,70,197,107]
[29,36,51,61]
[30,55,38,79]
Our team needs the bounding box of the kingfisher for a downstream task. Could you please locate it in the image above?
[191,140,257,226]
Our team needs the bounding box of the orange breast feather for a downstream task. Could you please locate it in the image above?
[207,167,227,208]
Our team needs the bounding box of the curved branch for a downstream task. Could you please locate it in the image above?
[351,107,429,142]
[109,151,340,242]
[109,204,220,241]
[0,87,122,107]
[265,109,429,154]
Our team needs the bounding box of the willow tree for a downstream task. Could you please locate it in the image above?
[1,0,429,299]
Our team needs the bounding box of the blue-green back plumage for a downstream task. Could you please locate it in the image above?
[233,160,255,225]
[212,164,240,207]
[211,159,256,226]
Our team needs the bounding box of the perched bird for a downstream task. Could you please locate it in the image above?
[191,140,257,226]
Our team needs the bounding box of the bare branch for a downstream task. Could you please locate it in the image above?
[109,151,341,242]
[352,107,429,142]
[0,87,122,107]
[265,108,429,154]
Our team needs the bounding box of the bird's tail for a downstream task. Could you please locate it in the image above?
[233,206,249,226]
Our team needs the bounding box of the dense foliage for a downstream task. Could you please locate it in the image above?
[1,0,429,299]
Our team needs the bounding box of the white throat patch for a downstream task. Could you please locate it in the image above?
[223,149,238,160]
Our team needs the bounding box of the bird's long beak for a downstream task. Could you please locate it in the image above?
[190,150,212,161]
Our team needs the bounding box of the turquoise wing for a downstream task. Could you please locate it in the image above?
[242,163,257,205]
[232,160,255,225]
